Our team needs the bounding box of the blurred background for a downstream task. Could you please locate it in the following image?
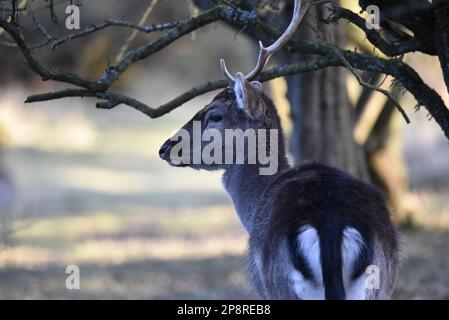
[0,0,448,299]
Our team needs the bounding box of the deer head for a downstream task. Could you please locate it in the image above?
[159,0,311,175]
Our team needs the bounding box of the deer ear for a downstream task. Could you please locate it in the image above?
[233,72,249,110]
[233,73,265,119]
[250,81,263,90]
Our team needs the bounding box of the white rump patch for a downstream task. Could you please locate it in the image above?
[341,227,368,300]
[290,225,324,300]
[289,225,371,300]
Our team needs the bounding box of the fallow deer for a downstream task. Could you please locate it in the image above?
[159,0,399,300]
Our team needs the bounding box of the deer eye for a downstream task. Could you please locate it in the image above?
[208,114,223,123]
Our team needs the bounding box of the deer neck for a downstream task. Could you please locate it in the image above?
[222,139,289,233]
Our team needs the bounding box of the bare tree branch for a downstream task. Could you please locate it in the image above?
[324,7,424,56]
[115,0,159,63]
[0,5,226,91]
[2,2,449,141]
[331,47,410,123]
[25,45,448,142]
[36,19,184,50]
[0,16,102,90]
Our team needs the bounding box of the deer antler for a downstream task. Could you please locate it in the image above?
[220,0,312,82]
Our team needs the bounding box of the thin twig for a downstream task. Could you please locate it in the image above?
[332,47,410,123]
[31,13,55,42]
[48,0,59,24]
[324,6,425,56]
[115,0,159,63]
[32,18,182,50]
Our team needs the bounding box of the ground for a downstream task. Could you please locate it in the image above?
[1,150,448,300]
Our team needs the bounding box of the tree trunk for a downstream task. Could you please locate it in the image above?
[284,3,369,180]
[364,87,409,224]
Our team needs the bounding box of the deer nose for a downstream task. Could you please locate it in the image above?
[159,141,172,160]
